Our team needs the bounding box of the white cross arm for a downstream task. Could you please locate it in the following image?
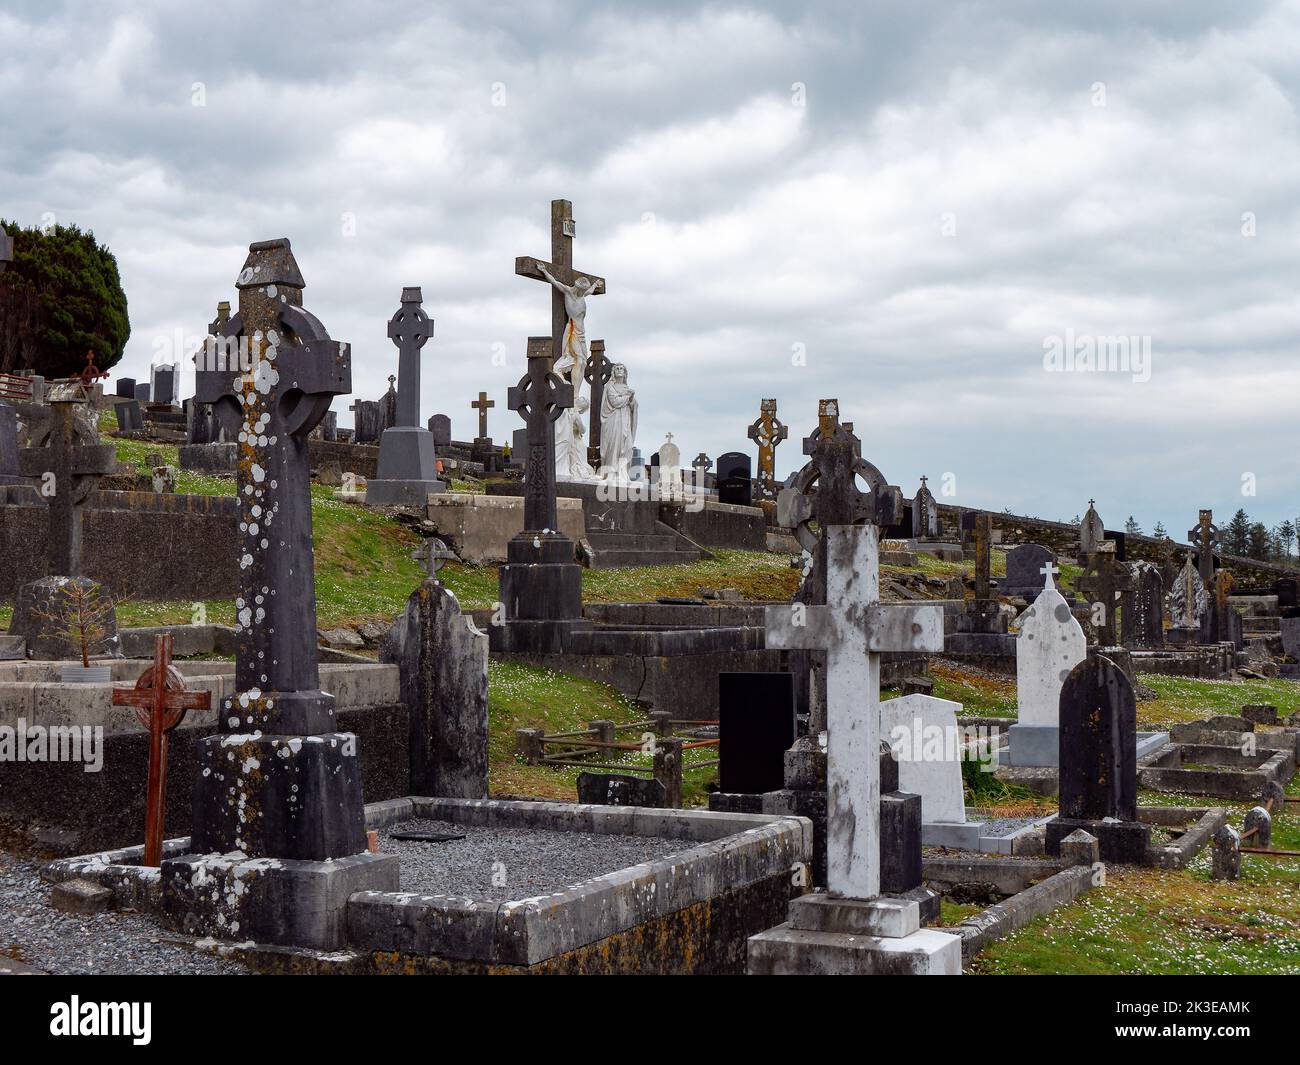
[765,603,832,650]
[764,602,943,654]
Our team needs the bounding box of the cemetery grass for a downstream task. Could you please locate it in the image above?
[1134,674,1300,726]
[488,661,717,805]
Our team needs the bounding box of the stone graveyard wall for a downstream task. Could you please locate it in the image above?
[180,439,381,480]
[657,499,766,552]
[0,703,409,854]
[0,487,237,599]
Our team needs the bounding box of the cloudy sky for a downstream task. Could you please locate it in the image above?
[2,1,1298,538]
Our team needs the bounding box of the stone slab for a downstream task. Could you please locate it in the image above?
[747,924,961,975]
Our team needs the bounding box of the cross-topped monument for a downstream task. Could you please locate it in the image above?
[509,336,573,533]
[369,287,444,505]
[1189,508,1220,585]
[0,228,13,273]
[748,398,788,513]
[749,522,959,974]
[515,199,606,369]
[18,382,115,575]
[470,390,495,440]
[1076,543,1136,646]
[583,338,611,468]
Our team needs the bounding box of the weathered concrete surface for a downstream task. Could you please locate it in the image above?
[380,580,488,798]
[426,493,585,562]
[747,924,961,975]
[956,865,1095,962]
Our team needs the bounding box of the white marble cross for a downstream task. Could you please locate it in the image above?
[766,523,943,898]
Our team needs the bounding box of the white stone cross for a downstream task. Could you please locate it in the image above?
[765,523,943,898]
[1040,561,1059,590]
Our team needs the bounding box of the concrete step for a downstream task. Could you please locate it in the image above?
[588,547,705,569]
[586,531,679,550]
[0,635,25,661]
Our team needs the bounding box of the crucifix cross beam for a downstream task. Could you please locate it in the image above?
[1077,547,1136,643]
[766,523,943,899]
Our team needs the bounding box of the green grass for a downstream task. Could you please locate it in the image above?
[1136,674,1300,727]
[487,660,717,805]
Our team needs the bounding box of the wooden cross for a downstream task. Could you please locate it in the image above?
[112,634,211,866]
[1188,508,1220,585]
[747,398,788,506]
[515,199,606,369]
[766,524,942,897]
[18,384,115,575]
[470,390,495,440]
[508,336,573,533]
[1076,544,1136,645]
[583,339,611,468]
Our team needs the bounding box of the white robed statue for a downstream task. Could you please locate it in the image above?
[600,363,637,480]
[537,264,599,482]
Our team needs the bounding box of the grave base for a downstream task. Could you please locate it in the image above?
[1006,724,1170,768]
[161,849,398,950]
[748,895,961,975]
[364,478,445,507]
[1045,816,1150,865]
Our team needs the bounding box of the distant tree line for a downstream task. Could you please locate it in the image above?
[1124,511,1298,567]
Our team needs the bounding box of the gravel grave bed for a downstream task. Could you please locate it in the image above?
[379,819,691,900]
[975,816,1043,838]
[0,850,248,976]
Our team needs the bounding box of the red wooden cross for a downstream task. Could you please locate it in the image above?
[112,634,211,866]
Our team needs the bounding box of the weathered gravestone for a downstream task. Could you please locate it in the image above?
[911,475,939,540]
[115,398,143,432]
[718,672,796,795]
[489,337,584,653]
[576,773,666,808]
[151,365,177,406]
[381,578,489,798]
[1078,499,1105,561]
[1167,553,1207,644]
[881,693,967,827]
[1273,577,1298,610]
[134,382,151,403]
[171,237,398,949]
[748,523,959,974]
[429,413,452,446]
[1202,569,1244,650]
[368,287,445,506]
[350,398,383,444]
[1121,562,1164,649]
[1000,543,1055,600]
[1007,563,1087,767]
[0,402,21,484]
[115,378,136,399]
[1076,543,1135,646]
[1045,654,1151,864]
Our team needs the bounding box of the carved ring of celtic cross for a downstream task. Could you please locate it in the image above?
[208,304,342,439]
[512,369,571,423]
[26,413,103,505]
[388,303,434,347]
[583,355,611,389]
[780,452,897,554]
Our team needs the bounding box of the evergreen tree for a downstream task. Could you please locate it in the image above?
[1276,520,1295,560]
[1226,509,1251,556]
[1152,520,1168,539]
[1124,515,1143,535]
[1247,521,1272,561]
[0,220,130,378]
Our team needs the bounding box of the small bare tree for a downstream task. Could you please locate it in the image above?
[32,579,127,667]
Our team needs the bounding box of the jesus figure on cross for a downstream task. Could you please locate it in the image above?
[537,263,599,481]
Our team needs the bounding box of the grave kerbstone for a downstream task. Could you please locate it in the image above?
[1045,654,1151,864]
[576,773,667,807]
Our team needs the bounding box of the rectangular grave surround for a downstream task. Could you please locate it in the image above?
[349,797,811,973]
[1137,741,1293,801]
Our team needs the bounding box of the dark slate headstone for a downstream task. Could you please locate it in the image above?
[152,366,176,406]
[115,377,136,398]
[1121,562,1164,649]
[718,672,795,794]
[716,451,751,480]
[429,414,451,447]
[510,426,528,466]
[134,383,151,403]
[1103,530,1126,561]
[0,402,20,482]
[1046,654,1150,863]
[1273,577,1297,609]
[116,398,143,432]
[576,772,667,807]
[1000,543,1054,599]
[351,399,383,444]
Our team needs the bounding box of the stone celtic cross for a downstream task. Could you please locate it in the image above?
[748,398,788,508]
[766,523,942,898]
[470,390,495,440]
[388,287,434,428]
[18,382,115,576]
[509,336,573,533]
[583,338,611,468]
[1077,543,1136,646]
[1188,508,1220,585]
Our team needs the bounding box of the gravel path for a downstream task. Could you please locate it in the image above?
[0,850,248,975]
[379,819,689,900]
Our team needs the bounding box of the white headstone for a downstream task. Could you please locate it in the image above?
[882,693,967,825]
[1015,564,1086,727]
[766,523,943,898]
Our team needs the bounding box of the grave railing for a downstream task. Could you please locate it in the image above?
[515,714,720,808]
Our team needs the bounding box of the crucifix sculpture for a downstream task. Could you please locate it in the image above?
[1076,543,1136,646]
[583,338,611,468]
[18,381,115,576]
[766,523,942,897]
[112,634,210,866]
[748,398,788,512]
[192,237,366,860]
[470,390,495,441]
[1188,508,1220,585]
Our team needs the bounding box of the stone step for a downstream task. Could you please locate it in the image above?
[586,531,679,550]
[0,635,25,661]
[588,547,705,569]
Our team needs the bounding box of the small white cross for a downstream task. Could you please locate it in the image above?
[1040,561,1059,590]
